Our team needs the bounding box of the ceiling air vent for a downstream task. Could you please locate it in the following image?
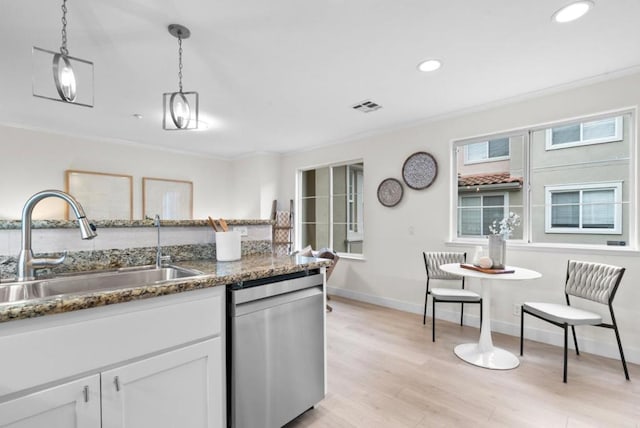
[352,100,382,113]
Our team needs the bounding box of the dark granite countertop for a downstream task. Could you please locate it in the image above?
[0,254,330,323]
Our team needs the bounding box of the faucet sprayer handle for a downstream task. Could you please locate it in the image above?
[31,250,68,268]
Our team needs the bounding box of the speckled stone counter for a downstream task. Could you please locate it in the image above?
[0,241,273,279]
[0,219,273,230]
[0,254,330,323]
[0,218,274,279]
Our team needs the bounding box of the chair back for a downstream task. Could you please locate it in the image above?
[317,248,339,281]
[565,260,625,305]
[423,252,466,280]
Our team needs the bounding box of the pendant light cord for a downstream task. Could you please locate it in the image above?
[177,36,184,93]
[60,0,69,56]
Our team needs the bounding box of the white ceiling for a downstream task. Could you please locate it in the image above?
[2,0,640,159]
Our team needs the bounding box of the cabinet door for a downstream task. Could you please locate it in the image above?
[0,375,100,428]
[101,338,223,428]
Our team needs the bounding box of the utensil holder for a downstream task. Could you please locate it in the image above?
[216,231,241,261]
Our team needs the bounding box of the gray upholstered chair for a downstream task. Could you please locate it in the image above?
[422,252,482,342]
[520,260,629,383]
[316,248,339,312]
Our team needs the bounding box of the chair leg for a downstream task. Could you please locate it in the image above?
[479,300,483,327]
[432,299,436,342]
[611,314,630,380]
[520,309,524,356]
[460,302,464,326]
[571,325,579,355]
[423,289,429,325]
[563,324,568,383]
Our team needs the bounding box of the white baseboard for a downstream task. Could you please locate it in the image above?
[328,286,639,365]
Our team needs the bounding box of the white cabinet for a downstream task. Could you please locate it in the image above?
[0,286,226,428]
[0,375,101,428]
[102,338,223,428]
[0,339,222,428]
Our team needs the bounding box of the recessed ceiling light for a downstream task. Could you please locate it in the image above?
[552,1,594,23]
[417,59,442,72]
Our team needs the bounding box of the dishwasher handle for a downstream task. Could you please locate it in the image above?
[231,273,323,306]
[231,286,323,317]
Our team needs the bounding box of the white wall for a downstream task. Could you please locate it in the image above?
[230,153,281,219]
[0,126,234,220]
[2,72,639,366]
[278,72,640,364]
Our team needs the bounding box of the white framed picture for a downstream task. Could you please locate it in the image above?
[142,177,193,220]
[65,170,133,220]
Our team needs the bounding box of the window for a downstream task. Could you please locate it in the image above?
[545,183,622,234]
[545,116,623,150]
[299,161,364,255]
[458,194,508,236]
[347,164,364,243]
[464,138,510,164]
[453,112,632,247]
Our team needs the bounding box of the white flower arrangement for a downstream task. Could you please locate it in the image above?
[489,212,521,238]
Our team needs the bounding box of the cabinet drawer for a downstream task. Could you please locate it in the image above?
[0,286,224,396]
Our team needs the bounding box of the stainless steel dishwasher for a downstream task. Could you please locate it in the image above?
[227,269,325,428]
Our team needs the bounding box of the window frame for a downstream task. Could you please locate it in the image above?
[296,159,364,257]
[545,116,623,151]
[450,108,635,249]
[544,182,623,235]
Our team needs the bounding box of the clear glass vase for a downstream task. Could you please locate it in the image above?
[488,234,506,269]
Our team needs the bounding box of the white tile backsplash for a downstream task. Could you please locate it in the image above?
[27,229,95,254]
[92,228,156,250]
[4,229,20,256]
[0,224,271,256]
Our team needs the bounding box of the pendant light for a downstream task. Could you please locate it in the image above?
[32,0,94,107]
[163,24,199,130]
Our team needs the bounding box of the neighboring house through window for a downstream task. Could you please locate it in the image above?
[452,112,632,247]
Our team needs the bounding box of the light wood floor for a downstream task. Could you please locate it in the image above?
[286,296,639,428]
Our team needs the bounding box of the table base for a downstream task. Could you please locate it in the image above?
[454,343,520,370]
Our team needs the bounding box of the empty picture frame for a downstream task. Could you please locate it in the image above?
[143,177,193,220]
[65,170,133,220]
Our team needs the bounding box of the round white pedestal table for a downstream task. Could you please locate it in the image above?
[439,263,542,370]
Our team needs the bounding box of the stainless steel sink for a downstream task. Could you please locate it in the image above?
[0,265,204,304]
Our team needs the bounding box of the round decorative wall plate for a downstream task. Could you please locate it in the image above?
[402,151,438,190]
[377,178,404,207]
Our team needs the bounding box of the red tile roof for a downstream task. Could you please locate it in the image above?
[458,172,523,187]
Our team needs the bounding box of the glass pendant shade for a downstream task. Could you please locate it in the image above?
[32,47,94,107]
[53,53,77,102]
[170,92,191,129]
[163,91,199,130]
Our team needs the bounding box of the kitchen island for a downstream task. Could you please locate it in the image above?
[0,254,330,428]
[0,254,330,323]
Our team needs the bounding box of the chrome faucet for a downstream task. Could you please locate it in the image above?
[154,214,162,268]
[17,190,97,281]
